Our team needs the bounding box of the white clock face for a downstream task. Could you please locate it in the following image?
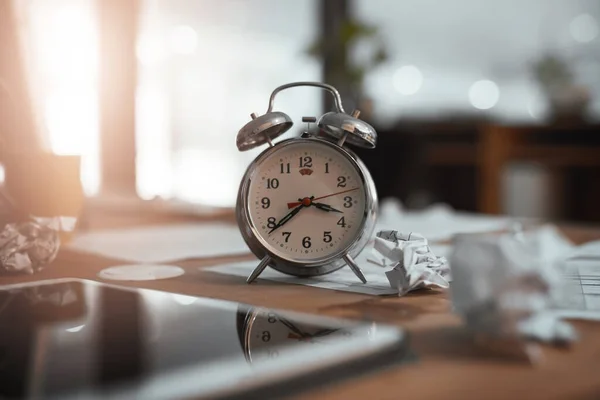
[247,140,366,262]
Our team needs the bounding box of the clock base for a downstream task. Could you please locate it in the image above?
[246,253,367,284]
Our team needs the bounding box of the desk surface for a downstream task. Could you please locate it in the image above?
[3,217,600,400]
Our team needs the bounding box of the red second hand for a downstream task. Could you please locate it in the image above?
[287,187,358,209]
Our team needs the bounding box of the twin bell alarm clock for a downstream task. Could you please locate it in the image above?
[235,82,378,284]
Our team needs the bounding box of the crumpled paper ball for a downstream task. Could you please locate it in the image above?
[450,225,577,347]
[0,220,60,274]
[369,230,451,296]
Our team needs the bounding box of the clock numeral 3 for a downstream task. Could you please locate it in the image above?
[302,236,312,248]
[280,163,290,174]
[282,232,291,242]
[261,197,270,209]
[266,178,279,189]
[337,216,346,227]
[267,217,276,229]
[343,196,353,208]
[323,231,332,243]
[337,176,347,187]
[299,156,312,168]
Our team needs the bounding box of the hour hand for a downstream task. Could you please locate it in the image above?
[312,202,343,213]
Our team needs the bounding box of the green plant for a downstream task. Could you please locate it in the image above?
[307,19,388,95]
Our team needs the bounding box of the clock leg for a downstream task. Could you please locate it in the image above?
[343,254,367,283]
[246,255,271,284]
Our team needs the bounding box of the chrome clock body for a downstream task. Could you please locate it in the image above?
[235,82,378,284]
[236,137,377,278]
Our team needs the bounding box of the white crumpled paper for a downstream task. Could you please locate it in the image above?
[0,220,61,274]
[450,225,577,350]
[369,230,451,296]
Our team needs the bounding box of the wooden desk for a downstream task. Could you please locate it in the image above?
[2,218,600,399]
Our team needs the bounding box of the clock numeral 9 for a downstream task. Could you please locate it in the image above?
[267,217,276,229]
[337,216,346,227]
[280,162,290,174]
[261,197,270,209]
[266,178,279,189]
[262,331,271,342]
[323,231,332,243]
[282,232,291,242]
[302,236,312,248]
[299,156,312,168]
[337,176,347,187]
[343,196,353,208]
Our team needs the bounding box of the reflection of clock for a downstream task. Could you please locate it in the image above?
[236,307,374,363]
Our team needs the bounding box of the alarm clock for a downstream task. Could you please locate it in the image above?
[235,82,378,284]
[236,307,375,363]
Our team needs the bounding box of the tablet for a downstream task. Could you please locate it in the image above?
[0,279,407,399]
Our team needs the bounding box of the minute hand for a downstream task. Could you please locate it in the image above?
[268,204,304,234]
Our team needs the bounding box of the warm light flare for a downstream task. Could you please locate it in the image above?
[28,1,100,195]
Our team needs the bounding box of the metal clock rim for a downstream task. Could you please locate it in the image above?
[236,137,378,276]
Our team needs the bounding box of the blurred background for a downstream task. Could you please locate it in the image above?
[1,0,599,225]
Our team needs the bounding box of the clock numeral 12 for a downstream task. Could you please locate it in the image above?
[299,156,312,168]
[325,162,329,173]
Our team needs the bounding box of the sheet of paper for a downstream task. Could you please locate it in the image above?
[205,250,397,296]
[554,258,600,320]
[567,240,600,261]
[376,199,513,241]
[67,223,249,263]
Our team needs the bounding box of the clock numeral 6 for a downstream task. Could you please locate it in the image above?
[343,196,353,208]
[323,231,332,243]
[267,217,276,229]
[302,236,312,248]
[261,197,270,209]
[262,331,271,342]
[282,232,291,242]
[266,178,279,189]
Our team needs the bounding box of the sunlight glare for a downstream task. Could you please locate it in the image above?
[32,3,100,195]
